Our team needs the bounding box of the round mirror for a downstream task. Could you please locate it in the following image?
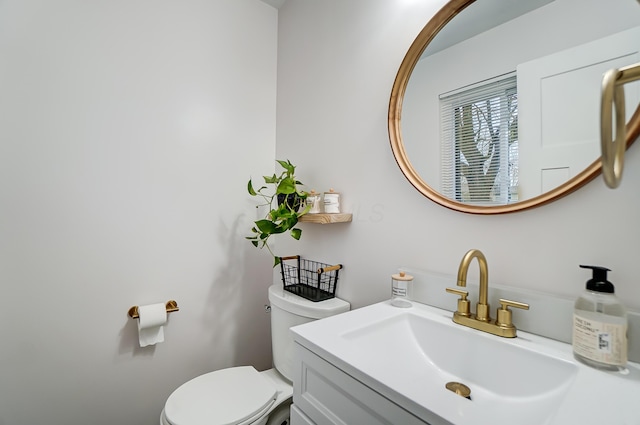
[389,0,640,214]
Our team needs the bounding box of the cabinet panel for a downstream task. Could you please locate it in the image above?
[293,343,428,425]
[291,404,315,425]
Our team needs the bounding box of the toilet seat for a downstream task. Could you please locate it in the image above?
[163,366,277,425]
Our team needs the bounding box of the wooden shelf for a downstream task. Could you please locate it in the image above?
[298,213,352,224]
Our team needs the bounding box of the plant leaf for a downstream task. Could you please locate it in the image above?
[247,180,257,196]
[282,215,298,230]
[276,159,295,176]
[276,177,296,195]
[255,219,286,235]
[264,174,279,184]
[254,219,277,234]
[269,204,288,221]
[290,228,302,240]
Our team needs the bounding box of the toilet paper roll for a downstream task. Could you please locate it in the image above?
[137,303,167,347]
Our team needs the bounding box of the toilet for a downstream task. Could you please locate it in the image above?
[160,284,350,425]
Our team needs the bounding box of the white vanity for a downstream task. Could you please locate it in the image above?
[290,300,640,425]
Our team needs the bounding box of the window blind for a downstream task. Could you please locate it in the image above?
[440,73,518,205]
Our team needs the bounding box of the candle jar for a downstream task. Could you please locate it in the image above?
[324,188,340,213]
[306,190,322,214]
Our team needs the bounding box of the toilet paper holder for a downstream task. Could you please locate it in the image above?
[128,300,179,319]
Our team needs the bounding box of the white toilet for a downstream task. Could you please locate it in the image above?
[160,284,350,425]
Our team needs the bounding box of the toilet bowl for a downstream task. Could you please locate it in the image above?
[160,367,291,425]
[160,284,350,425]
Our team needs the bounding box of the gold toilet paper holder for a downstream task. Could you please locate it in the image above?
[128,300,179,319]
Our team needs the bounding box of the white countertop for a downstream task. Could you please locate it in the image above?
[291,300,640,425]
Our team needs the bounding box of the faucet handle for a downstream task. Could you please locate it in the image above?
[496,299,530,329]
[446,288,471,317]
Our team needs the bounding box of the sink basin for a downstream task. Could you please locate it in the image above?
[341,310,577,424]
[342,312,577,400]
[292,300,640,425]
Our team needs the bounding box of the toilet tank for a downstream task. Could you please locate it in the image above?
[267,284,350,381]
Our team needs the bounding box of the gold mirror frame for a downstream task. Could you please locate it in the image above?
[388,0,640,214]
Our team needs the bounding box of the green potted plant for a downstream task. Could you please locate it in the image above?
[247,159,310,266]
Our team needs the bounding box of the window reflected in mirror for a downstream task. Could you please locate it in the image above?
[439,74,518,204]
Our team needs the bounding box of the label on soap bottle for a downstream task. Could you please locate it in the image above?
[573,313,628,366]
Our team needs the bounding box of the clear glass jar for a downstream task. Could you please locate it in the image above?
[391,271,413,308]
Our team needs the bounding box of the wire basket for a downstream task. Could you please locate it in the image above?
[279,255,342,302]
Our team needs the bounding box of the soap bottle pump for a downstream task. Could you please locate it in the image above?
[573,265,628,371]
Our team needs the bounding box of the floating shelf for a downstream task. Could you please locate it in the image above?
[298,213,352,224]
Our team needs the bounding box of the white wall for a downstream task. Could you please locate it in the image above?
[0,1,277,424]
[275,0,640,317]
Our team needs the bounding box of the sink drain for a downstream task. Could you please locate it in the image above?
[445,381,471,400]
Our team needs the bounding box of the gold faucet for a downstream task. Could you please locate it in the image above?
[446,249,529,338]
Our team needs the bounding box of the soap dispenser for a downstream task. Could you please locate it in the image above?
[573,265,628,371]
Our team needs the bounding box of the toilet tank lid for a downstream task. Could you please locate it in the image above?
[268,284,350,319]
[164,366,276,425]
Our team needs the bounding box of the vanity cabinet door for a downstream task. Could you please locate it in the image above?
[291,404,315,425]
[293,343,429,425]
